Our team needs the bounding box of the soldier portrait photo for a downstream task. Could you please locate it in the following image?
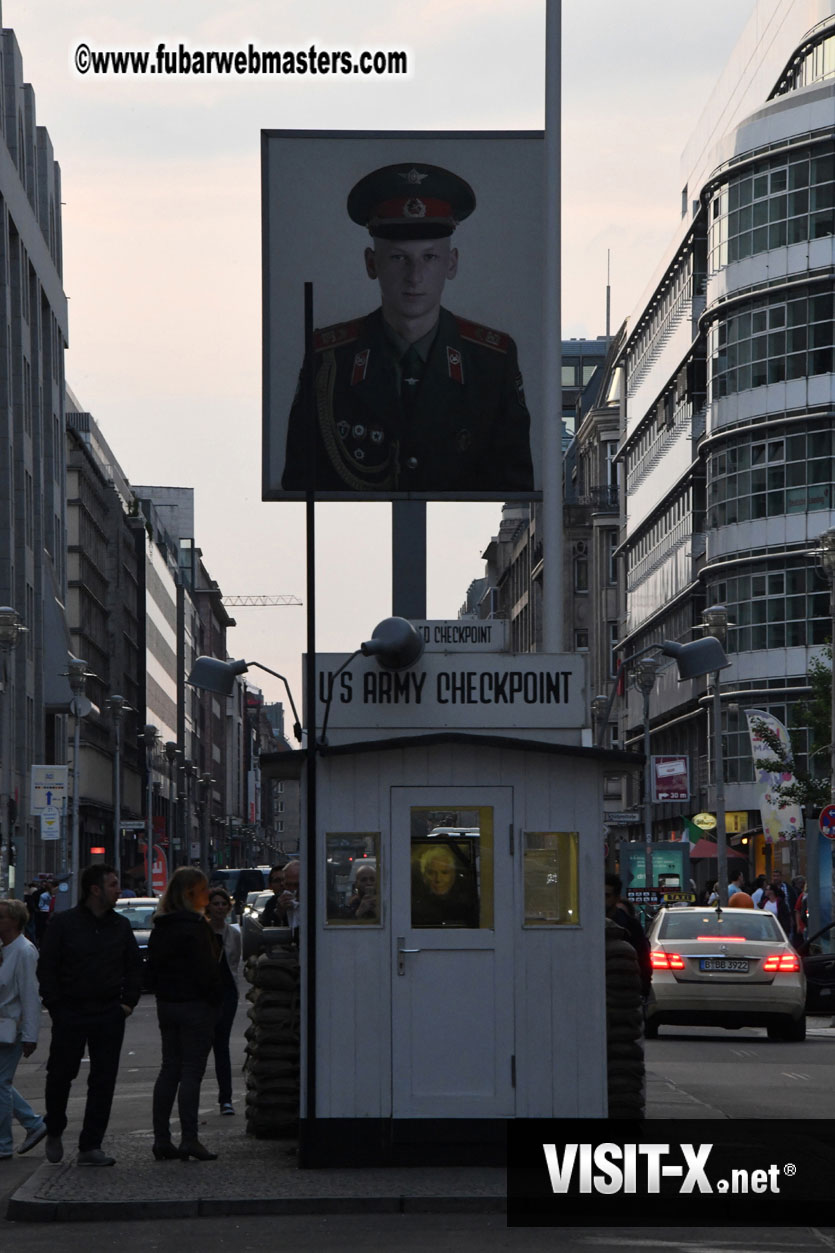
[263,133,544,500]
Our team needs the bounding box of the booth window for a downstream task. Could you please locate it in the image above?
[325,832,380,925]
[409,805,494,929]
[523,832,579,926]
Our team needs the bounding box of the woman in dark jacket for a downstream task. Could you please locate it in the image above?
[148,867,222,1161]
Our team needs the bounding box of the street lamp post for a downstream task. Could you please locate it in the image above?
[634,657,660,848]
[164,741,179,881]
[142,725,158,882]
[107,695,129,883]
[703,605,730,906]
[68,656,91,904]
[817,529,835,926]
[200,772,213,871]
[0,607,25,895]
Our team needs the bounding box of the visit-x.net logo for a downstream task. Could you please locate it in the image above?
[543,1141,787,1195]
[506,1120,833,1227]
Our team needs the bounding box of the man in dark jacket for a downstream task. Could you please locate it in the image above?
[37,863,141,1166]
[605,873,652,1000]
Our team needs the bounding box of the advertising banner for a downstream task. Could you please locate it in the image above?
[744,709,804,842]
[262,130,545,500]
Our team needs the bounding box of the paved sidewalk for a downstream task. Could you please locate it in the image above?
[10,1021,835,1223]
[7,1120,505,1221]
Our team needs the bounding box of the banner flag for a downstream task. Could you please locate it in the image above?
[744,708,803,843]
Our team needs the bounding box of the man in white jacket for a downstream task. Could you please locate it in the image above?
[0,897,46,1158]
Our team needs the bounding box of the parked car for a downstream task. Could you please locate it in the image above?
[113,897,158,991]
[798,921,835,1013]
[644,905,806,1041]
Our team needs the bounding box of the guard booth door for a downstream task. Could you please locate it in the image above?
[391,786,515,1119]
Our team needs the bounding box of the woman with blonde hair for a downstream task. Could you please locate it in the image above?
[148,868,222,1161]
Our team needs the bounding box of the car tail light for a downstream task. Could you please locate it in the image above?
[762,953,800,972]
[695,935,748,942]
[650,950,685,970]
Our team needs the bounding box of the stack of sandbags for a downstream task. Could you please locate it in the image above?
[242,946,300,1138]
[604,918,646,1119]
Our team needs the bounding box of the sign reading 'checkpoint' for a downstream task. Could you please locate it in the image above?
[313,652,586,735]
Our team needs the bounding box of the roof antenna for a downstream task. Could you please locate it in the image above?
[606,249,611,341]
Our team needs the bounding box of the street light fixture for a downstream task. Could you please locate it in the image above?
[702,605,730,905]
[106,695,132,884]
[187,656,302,742]
[200,772,214,871]
[164,741,179,881]
[67,656,95,903]
[0,607,26,895]
[816,528,835,928]
[594,634,731,882]
[633,656,660,847]
[142,724,159,878]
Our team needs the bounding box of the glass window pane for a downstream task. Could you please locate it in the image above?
[410,806,490,929]
[325,832,380,924]
[770,168,787,193]
[769,220,787,248]
[523,832,579,926]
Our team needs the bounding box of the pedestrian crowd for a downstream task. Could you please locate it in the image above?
[0,863,242,1166]
[701,869,808,947]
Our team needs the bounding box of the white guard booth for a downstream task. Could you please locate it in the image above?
[295,622,634,1166]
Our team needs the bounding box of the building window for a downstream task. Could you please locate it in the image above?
[707,424,835,528]
[708,145,835,273]
[708,286,835,401]
[710,558,830,653]
[574,556,588,593]
[574,630,589,651]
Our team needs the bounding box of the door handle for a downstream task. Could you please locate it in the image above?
[397,936,421,975]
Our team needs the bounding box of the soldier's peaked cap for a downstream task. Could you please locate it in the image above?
[347,163,476,239]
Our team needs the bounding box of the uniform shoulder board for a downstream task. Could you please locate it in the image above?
[313,319,362,352]
[454,316,510,353]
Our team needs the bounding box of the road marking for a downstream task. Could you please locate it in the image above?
[730,1048,758,1058]
[781,1071,810,1080]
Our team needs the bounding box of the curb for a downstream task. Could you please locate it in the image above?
[7,1166,507,1223]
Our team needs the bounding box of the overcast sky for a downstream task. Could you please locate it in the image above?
[7,0,755,708]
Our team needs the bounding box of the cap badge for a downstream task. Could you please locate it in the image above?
[403,198,427,219]
[398,168,428,185]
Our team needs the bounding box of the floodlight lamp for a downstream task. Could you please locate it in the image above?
[661,636,730,681]
[360,617,425,671]
[188,655,249,696]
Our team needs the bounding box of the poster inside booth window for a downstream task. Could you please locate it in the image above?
[262,130,545,501]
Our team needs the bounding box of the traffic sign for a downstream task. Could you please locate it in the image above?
[605,811,640,825]
[30,765,68,814]
[820,804,835,839]
[120,820,147,830]
[40,805,61,841]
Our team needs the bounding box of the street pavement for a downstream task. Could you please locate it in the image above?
[3,996,835,1238]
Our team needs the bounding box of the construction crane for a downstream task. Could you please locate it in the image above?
[222,595,303,607]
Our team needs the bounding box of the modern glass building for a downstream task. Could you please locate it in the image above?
[617,1,835,863]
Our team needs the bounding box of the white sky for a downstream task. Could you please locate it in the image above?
[6,0,755,708]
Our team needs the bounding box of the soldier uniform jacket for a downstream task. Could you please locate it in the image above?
[281,307,534,493]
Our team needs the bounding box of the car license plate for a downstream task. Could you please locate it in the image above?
[700,958,748,973]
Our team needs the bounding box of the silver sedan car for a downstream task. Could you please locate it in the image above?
[644,905,806,1041]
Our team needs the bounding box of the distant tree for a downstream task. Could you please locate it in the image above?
[749,645,831,814]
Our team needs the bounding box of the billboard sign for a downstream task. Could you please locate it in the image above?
[262,130,545,501]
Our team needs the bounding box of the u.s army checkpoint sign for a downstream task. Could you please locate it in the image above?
[314,651,585,738]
